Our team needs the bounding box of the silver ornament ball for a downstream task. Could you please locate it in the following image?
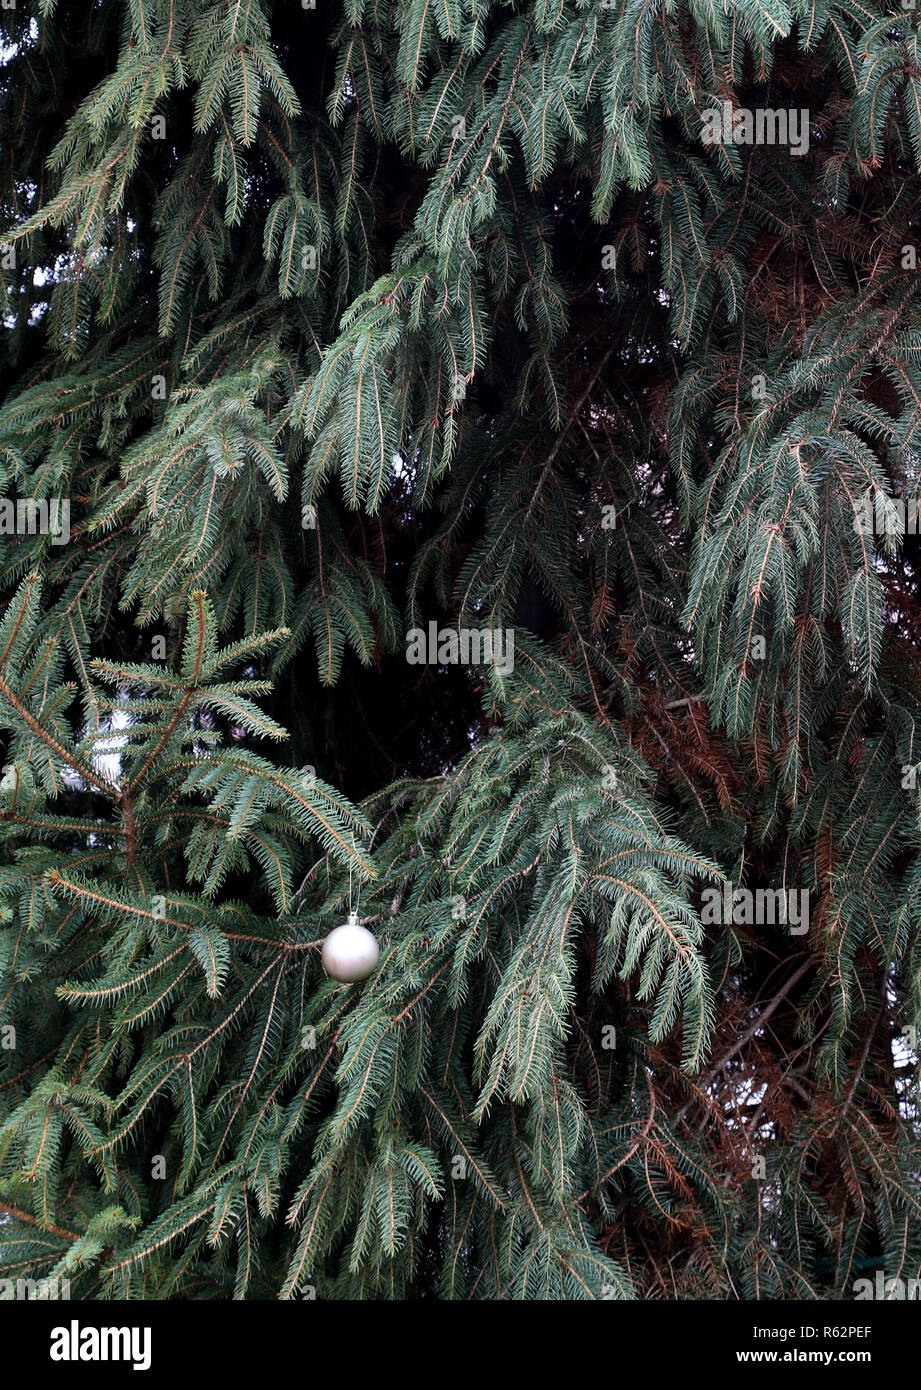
[321,914,380,982]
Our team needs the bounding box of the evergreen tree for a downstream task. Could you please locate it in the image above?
[1,0,921,1300]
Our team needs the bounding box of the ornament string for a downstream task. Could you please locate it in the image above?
[348,862,360,927]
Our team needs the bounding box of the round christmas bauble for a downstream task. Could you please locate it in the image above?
[321,914,380,983]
